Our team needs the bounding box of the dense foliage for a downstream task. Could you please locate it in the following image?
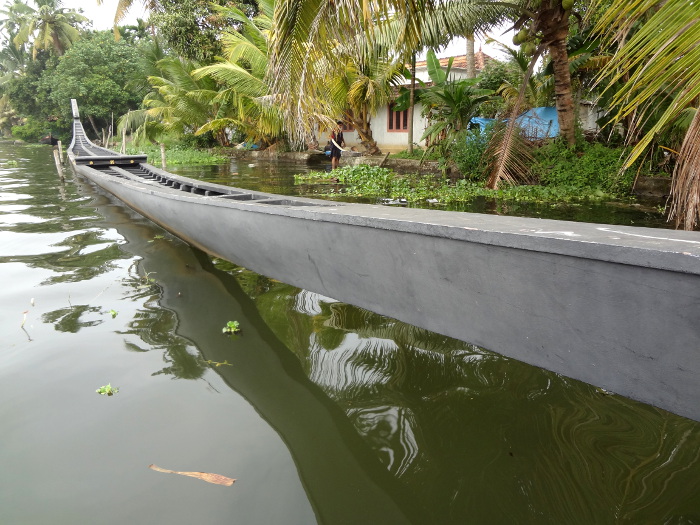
[44,32,142,131]
[0,0,697,225]
[295,145,640,204]
[2,28,143,140]
[148,0,243,62]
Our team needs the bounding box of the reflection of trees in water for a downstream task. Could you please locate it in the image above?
[7,232,127,285]
[39,231,126,285]
[230,267,700,523]
[229,268,505,474]
[0,151,131,284]
[116,261,207,381]
[42,304,103,332]
[348,405,420,478]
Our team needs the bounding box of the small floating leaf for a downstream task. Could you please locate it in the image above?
[148,464,235,486]
[222,320,241,334]
[109,309,118,318]
[96,384,119,396]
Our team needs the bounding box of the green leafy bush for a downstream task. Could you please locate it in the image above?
[180,131,219,149]
[11,117,50,142]
[532,142,636,195]
[295,142,647,205]
[451,127,493,181]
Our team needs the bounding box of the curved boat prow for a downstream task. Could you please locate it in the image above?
[71,98,80,120]
[68,99,147,165]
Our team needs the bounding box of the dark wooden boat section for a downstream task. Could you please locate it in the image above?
[68,100,700,422]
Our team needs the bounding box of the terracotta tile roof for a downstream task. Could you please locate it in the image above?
[414,48,494,72]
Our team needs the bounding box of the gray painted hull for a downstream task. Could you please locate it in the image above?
[68,135,700,422]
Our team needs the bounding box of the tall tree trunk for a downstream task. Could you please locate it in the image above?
[465,33,476,79]
[351,108,381,155]
[87,115,100,139]
[407,53,416,154]
[548,29,576,145]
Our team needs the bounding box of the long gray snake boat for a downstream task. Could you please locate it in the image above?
[67,99,700,422]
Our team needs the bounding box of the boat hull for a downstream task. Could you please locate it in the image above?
[67,156,700,422]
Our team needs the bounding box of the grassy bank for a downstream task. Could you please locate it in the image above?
[125,143,228,166]
[296,143,655,206]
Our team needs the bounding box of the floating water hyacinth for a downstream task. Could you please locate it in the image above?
[96,384,119,396]
[222,320,241,334]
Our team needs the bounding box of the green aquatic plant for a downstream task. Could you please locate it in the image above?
[96,384,119,396]
[205,359,233,367]
[5,160,18,167]
[109,309,118,318]
[137,271,157,288]
[222,320,241,334]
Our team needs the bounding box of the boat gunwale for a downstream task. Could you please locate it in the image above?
[68,152,700,277]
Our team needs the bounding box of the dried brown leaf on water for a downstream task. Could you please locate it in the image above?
[148,464,236,486]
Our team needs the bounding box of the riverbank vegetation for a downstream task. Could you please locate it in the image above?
[125,141,228,166]
[296,140,638,205]
[0,0,697,227]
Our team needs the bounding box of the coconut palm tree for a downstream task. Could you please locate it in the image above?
[592,0,700,229]
[0,0,32,42]
[96,0,160,25]
[0,34,27,81]
[270,0,497,146]
[328,43,407,155]
[508,0,579,145]
[191,0,285,146]
[269,0,583,147]
[0,93,20,135]
[119,56,221,145]
[12,0,87,59]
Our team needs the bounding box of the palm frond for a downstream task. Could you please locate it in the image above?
[593,0,700,165]
[269,0,507,145]
[193,62,268,98]
[668,108,700,230]
[219,31,268,76]
[486,48,541,188]
[484,122,535,187]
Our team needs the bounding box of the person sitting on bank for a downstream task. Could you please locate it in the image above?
[329,121,345,170]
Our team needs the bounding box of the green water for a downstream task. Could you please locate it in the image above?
[1,144,699,524]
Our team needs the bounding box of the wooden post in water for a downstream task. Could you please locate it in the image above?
[52,148,64,181]
[379,152,390,167]
[56,141,64,164]
[160,142,166,169]
[121,110,130,155]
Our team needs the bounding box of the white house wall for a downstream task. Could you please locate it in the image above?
[371,102,429,151]
[316,102,429,153]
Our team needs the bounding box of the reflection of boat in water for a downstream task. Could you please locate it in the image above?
[90,196,419,524]
[68,99,700,422]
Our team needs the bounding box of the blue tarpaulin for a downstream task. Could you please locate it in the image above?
[515,107,559,139]
[468,107,559,140]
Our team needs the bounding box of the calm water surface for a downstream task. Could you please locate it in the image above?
[2,144,699,524]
